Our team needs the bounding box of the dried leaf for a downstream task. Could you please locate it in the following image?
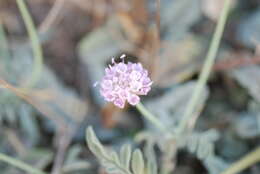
[154,35,207,88]
[231,65,260,103]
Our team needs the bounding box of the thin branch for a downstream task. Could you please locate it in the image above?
[51,127,74,174]
[213,56,260,72]
[221,147,260,174]
[16,0,43,88]
[151,0,161,79]
[39,0,65,33]
[176,0,232,134]
[136,102,166,132]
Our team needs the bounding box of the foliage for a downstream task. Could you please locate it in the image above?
[86,127,158,174]
[1,0,260,174]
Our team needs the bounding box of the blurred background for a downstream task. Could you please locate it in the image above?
[0,0,260,173]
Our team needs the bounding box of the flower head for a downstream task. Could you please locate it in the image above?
[97,55,152,108]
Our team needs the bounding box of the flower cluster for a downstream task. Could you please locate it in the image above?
[98,55,152,108]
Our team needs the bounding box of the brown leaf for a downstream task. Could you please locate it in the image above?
[153,35,206,88]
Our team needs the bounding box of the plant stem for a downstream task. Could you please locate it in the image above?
[136,102,166,132]
[220,147,260,174]
[0,23,11,76]
[176,0,232,134]
[0,153,47,174]
[16,0,43,88]
[0,23,10,59]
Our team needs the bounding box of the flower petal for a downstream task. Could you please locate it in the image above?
[114,98,125,108]
[127,94,140,106]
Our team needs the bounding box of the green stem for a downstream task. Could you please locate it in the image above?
[0,23,10,59]
[0,23,11,77]
[0,153,47,174]
[220,147,260,174]
[136,102,166,132]
[176,0,232,134]
[16,0,43,88]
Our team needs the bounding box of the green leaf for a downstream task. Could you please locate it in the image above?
[120,144,132,169]
[111,151,120,165]
[131,150,144,174]
[86,127,107,158]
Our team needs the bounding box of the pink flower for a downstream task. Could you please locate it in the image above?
[97,55,152,108]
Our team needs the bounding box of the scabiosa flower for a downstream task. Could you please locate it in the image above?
[96,54,152,108]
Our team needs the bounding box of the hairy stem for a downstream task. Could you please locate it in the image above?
[136,102,166,132]
[176,0,232,134]
[221,147,260,174]
[0,153,47,174]
[16,0,43,88]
